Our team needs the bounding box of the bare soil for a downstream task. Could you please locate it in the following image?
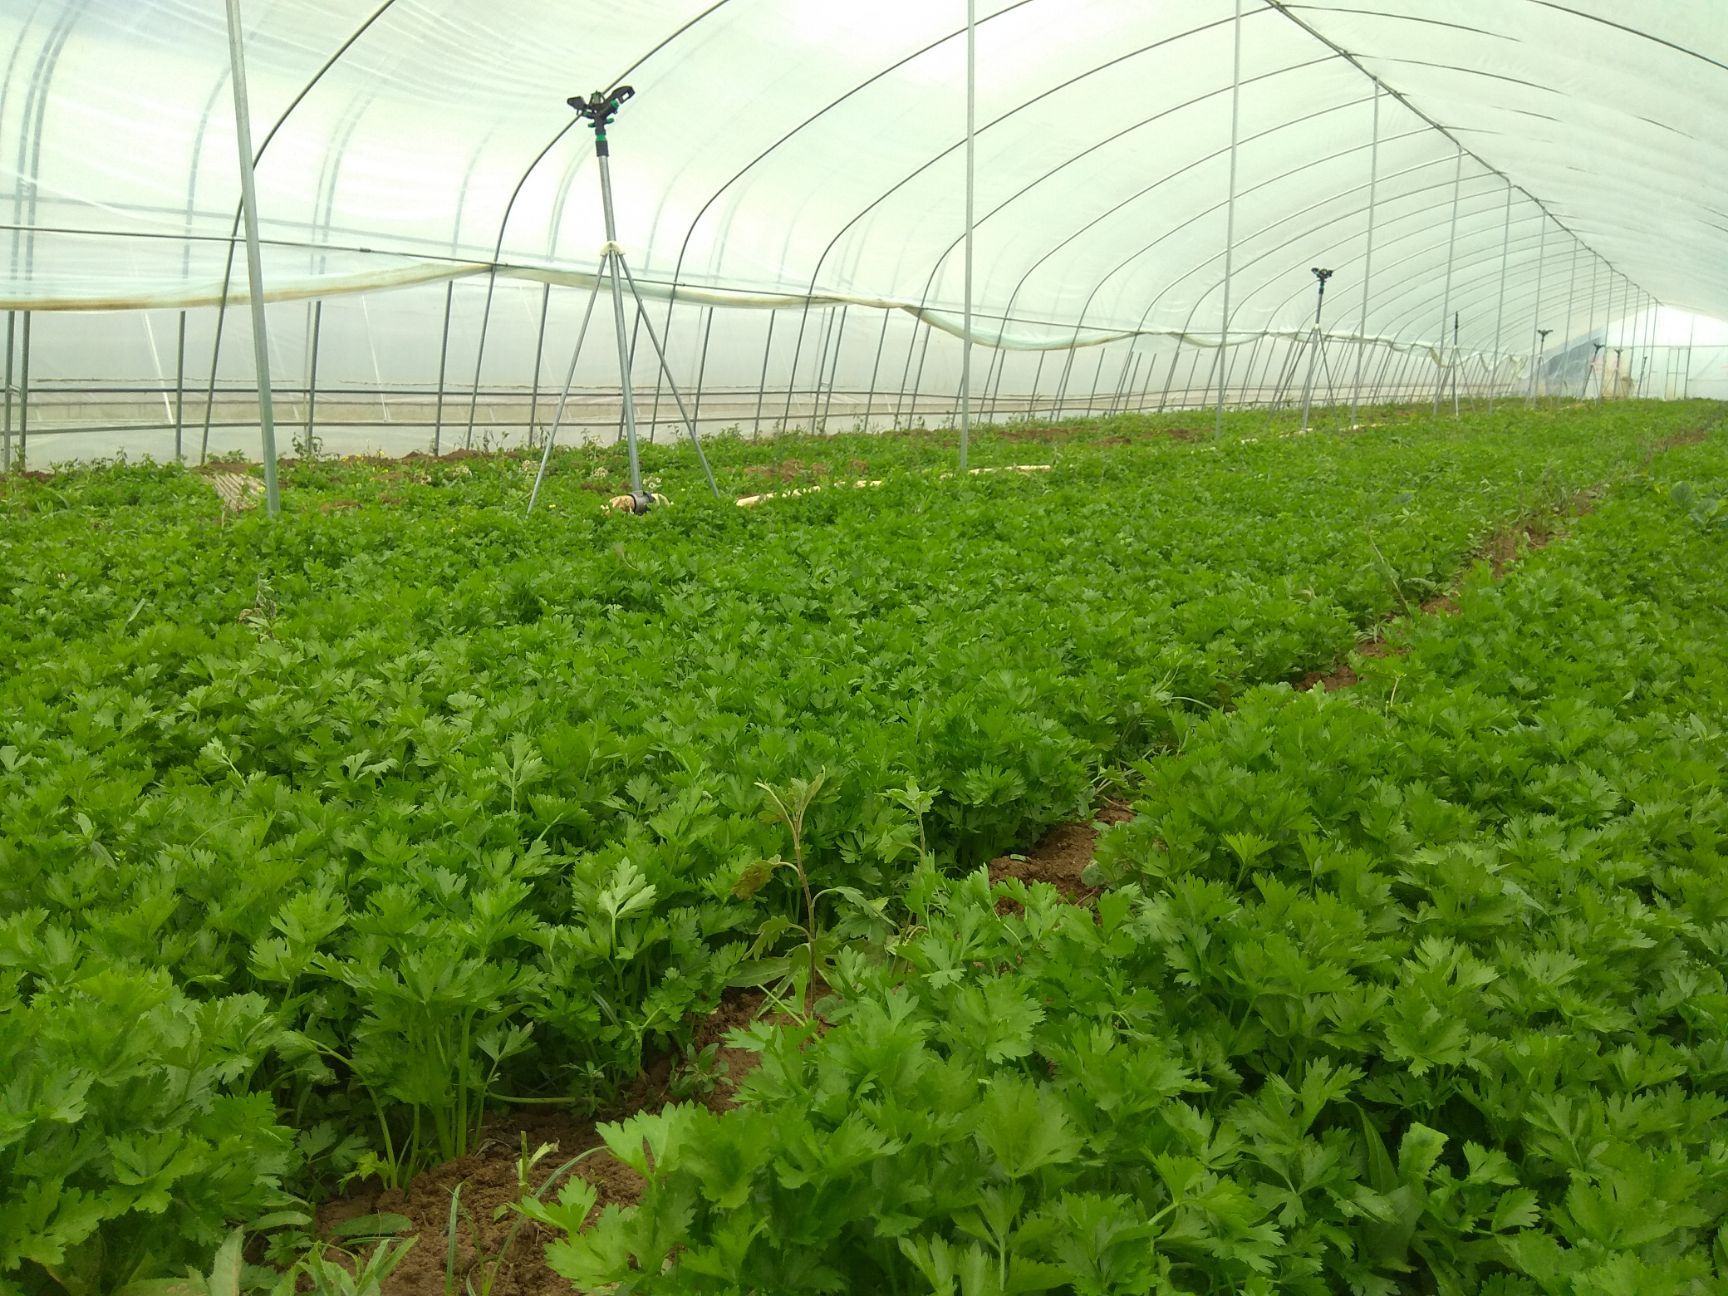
[312,989,781,1296]
[316,1110,636,1296]
[988,801,1135,908]
[1296,493,1598,693]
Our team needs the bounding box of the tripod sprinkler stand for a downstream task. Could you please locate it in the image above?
[527,84,720,515]
[1299,267,1333,433]
[1527,328,1552,405]
[1451,312,1461,417]
[1581,341,1604,400]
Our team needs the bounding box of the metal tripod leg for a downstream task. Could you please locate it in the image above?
[527,272,607,515]
[616,255,719,498]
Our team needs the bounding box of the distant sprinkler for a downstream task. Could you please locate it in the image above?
[1300,268,1335,433]
[1527,327,1552,405]
[1582,341,1604,400]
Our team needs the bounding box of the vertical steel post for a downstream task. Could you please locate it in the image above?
[1300,272,1332,432]
[223,0,281,515]
[1683,312,1695,398]
[1369,341,1397,407]
[1214,0,1244,439]
[863,310,891,432]
[692,306,714,430]
[753,311,776,438]
[597,138,645,496]
[1638,293,1651,395]
[1111,350,1137,415]
[612,258,719,496]
[1644,296,1659,397]
[1589,256,1604,401]
[462,269,498,449]
[1351,87,1380,429]
[306,299,322,453]
[907,324,935,425]
[1563,239,1580,365]
[1083,347,1108,418]
[174,312,187,462]
[2,312,12,473]
[527,273,606,514]
[1432,146,1463,416]
[1527,218,1548,405]
[821,306,849,431]
[810,306,836,429]
[1451,312,1461,415]
[1488,182,1512,410]
[528,282,551,443]
[1237,333,1265,407]
[16,314,27,467]
[959,0,976,468]
[433,280,454,454]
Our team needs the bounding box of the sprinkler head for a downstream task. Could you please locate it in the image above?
[567,85,635,128]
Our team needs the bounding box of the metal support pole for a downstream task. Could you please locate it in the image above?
[1083,347,1108,418]
[616,257,719,497]
[959,0,976,468]
[174,312,187,463]
[1432,146,1462,417]
[1488,183,1512,411]
[1111,349,1137,415]
[528,282,550,444]
[433,280,454,454]
[910,324,935,425]
[223,0,281,515]
[306,299,322,453]
[892,319,923,431]
[1368,341,1397,407]
[2,312,12,473]
[693,306,714,430]
[593,149,646,497]
[1683,313,1695,398]
[1179,350,1203,410]
[1214,0,1244,440]
[984,347,1009,423]
[462,269,498,449]
[528,273,606,514]
[1351,87,1380,429]
[1531,329,1552,401]
[753,311,776,438]
[1590,257,1605,401]
[1636,294,1650,398]
[1253,333,1287,408]
[16,314,26,467]
[1300,269,1333,433]
[1027,349,1047,422]
[810,306,836,429]
[1452,312,1461,417]
[1237,333,1265,408]
[821,305,848,431]
[1527,219,1548,406]
[863,310,890,432]
[1563,239,1580,366]
[1644,296,1659,397]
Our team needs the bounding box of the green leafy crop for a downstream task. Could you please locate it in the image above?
[1,402,1720,1291]
[546,416,1728,1292]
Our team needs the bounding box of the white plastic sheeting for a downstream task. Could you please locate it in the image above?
[1,0,1722,458]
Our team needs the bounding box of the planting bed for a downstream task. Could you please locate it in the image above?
[2,402,1723,1294]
